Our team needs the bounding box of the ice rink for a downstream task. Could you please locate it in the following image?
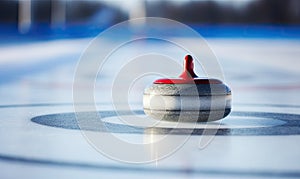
[0,36,300,178]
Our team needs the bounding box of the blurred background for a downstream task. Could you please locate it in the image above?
[0,0,300,42]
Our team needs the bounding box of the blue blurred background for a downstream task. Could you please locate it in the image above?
[1,0,300,43]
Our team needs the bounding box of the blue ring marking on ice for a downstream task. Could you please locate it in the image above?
[0,153,300,178]
[31,110,300,136]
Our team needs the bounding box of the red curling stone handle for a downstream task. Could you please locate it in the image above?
[154,55,222,84]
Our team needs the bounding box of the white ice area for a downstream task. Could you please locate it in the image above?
[0,38,300,178]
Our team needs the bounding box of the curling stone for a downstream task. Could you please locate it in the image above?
[143,55,231,122]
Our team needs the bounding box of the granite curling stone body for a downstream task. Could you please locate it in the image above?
[143,55,232,122]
